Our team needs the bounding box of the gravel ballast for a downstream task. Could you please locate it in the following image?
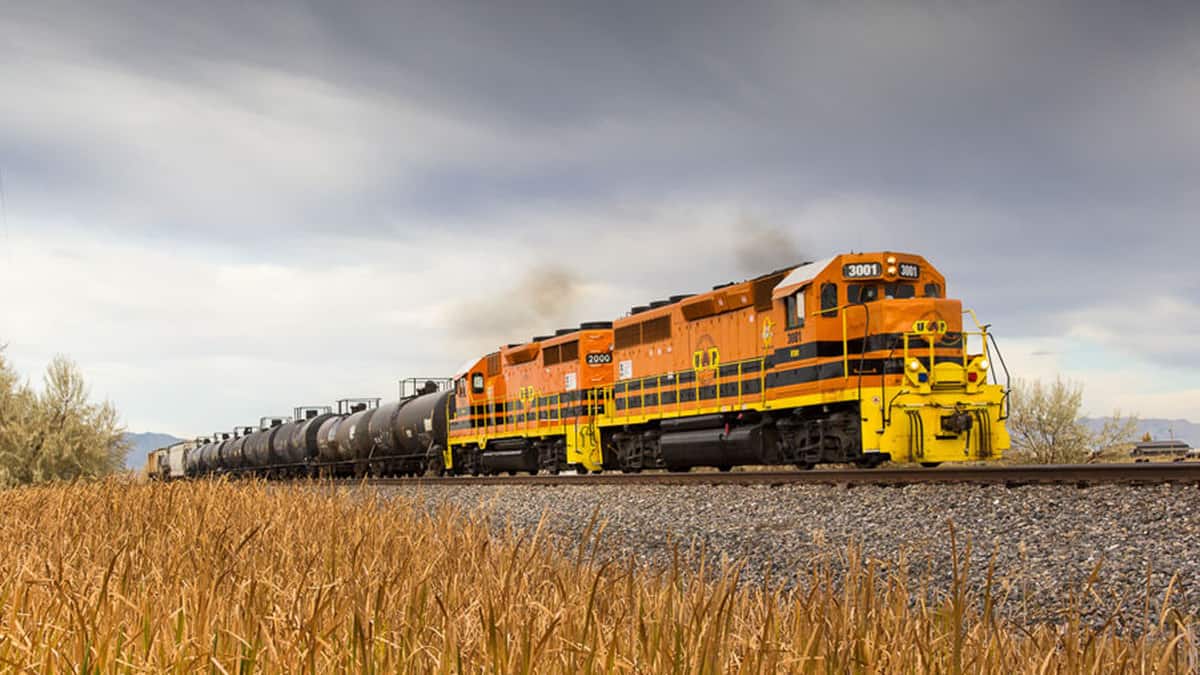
[373,481,1200,626]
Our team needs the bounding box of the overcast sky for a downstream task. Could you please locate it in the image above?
[1,1,1198,436]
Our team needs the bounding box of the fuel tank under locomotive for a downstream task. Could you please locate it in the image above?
[480,438,538,474]
[658,422,773,468]
[648,414,777,470]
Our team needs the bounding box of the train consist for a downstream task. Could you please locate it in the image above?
[149,252,1011,480]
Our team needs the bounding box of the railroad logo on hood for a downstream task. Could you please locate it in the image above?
[912,311,948,335]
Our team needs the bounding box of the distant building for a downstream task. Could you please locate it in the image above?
[1131,439,1193,457]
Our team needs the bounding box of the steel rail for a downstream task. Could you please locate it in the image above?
[336,463,1200,488]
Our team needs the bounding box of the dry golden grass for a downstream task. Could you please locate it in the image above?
[0,480,1195,673]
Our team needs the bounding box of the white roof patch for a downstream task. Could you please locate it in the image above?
[772,256,836,299]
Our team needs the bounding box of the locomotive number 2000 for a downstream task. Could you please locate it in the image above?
[843,262,882,278]
[586,352,613,365]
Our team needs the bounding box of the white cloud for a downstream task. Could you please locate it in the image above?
[1001,336,1200,420]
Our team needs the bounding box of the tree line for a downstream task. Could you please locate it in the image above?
[0,347,129,487]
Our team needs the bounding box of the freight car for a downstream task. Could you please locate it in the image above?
[178,384,450,479]
[182,252,1010,479]
[145,439,198,481]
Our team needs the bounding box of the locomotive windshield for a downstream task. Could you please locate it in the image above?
[847,283,916,303]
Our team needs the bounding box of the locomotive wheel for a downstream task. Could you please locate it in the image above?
[920,462,942,468]
[538,444,562,475]
[467,447,482,476]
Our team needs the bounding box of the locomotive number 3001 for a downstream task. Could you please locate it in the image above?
[843,262,882,278]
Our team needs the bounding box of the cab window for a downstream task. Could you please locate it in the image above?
[924,283,942,298]
[820,283,838,317]
[884,283,915,299]
[471,372,484,394]
[784,289,806,329]
[847,284,878,304]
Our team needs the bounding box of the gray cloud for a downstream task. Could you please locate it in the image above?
[5,2,1199,239]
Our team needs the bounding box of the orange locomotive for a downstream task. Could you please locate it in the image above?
[444,252,1009,474]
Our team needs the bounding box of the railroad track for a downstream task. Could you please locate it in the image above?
[348,463,1200,488]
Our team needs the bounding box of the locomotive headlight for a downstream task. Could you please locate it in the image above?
[886,255,897,264]
[908,359,922,371]
[887,265,898,276]
[977,358,990,371]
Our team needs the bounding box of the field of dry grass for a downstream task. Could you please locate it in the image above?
[0,480,1195,672]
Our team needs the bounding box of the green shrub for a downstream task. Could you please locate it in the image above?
[0,348,129,486]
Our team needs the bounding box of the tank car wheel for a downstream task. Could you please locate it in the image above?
[920,462,942,468]
[425,453,444,477]
[717,465,733,472]
[666,466,690,473]
[795,462,815,471]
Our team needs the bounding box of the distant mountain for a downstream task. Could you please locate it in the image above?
[124,432,185,470]
[1080,417,1199,448]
